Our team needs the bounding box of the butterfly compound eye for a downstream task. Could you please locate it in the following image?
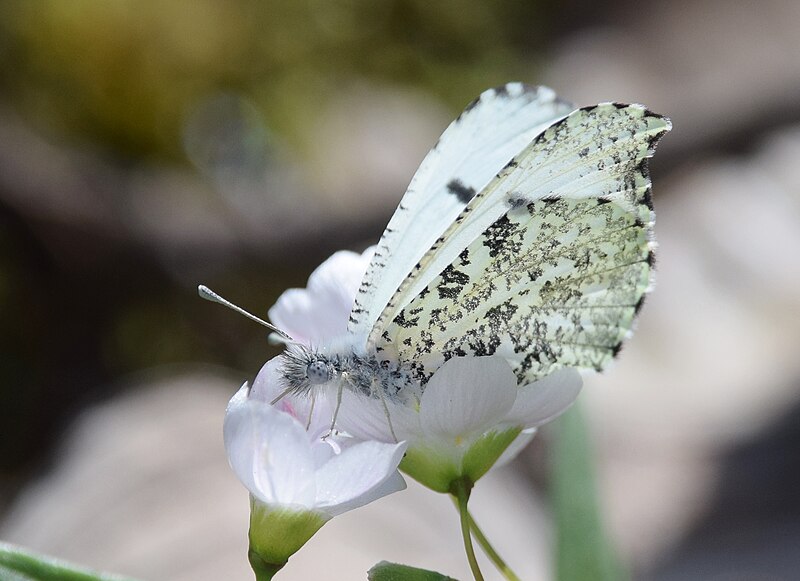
[306,361,330,385]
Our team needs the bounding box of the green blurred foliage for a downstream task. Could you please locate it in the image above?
[552,403,627,581]
[0,542,139,581]
[0,0,549,162]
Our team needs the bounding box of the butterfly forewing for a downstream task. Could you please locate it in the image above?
[348,84,574,342]
[370,104,671,381]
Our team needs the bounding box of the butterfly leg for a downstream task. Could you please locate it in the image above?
[325,379,345,439]
[305,392,317,431]
[374,381,399,443]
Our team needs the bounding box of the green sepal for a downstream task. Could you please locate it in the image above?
[0,542,138,581]
[461,427,521,483]
[400,427,521,493]
[368,560,459,581]
[248,497,329,576]
[400,445,460,493]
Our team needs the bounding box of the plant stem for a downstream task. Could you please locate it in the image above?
[467,510,522,581]
[248,549,283,581]
[451,479,484,581]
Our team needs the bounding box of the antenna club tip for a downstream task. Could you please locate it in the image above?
[198,284,215,300]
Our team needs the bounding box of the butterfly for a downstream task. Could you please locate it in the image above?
[202,83,670,421]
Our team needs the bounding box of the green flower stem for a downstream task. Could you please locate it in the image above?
[248,549,284,581]
[451,479,484,581]
[466,510,522,581]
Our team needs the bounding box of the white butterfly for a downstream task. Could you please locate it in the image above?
[202,83,670,423]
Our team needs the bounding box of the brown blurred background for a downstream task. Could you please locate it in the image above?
[1,1,799,580]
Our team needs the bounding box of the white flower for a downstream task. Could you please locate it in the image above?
[224,372,406,569]
[259,247,582,492]
[224,380,407,519]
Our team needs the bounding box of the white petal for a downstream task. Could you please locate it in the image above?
[420,356,517,440]
[335,390,420,443]
[494,428,537,467]
[506,368,583,428]
[269,288,344,344]
[224,391,317,508]
[326,470,407,517]
[310,436,339,468]
[306,248,374,309]
[313,440,407,516]
[268,248,373,344]
[248,357,284,403]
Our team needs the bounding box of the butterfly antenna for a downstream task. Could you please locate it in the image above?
[198,284,296,344]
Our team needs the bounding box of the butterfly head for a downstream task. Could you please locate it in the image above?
[278,344,337,397]
[306,359,333,386]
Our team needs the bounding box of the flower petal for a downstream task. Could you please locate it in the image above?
[268,248,373,344]
[505,368,583,428]
[420,356,517,440]
[335,390,420,443]
[224,386,317,508]
[494,428,537,467]
[324,470,407,518]
[313,440,407,517]
[248,357,284,404]
[306,248,374,309]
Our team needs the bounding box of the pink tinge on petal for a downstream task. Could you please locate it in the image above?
[268,248,373,344]
[420,356,518,440]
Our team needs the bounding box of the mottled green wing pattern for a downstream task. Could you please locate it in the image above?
[372,104,671,385]
[380,197,653,384]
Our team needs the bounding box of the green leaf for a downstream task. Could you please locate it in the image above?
[551,403,628,581]
[0,543,139,581]
[368,561,460,581]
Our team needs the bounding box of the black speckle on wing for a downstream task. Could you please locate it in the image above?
[447,179,477,203]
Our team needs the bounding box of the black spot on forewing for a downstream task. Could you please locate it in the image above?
[447,179,477,203]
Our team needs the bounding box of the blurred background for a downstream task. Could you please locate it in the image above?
[1,1,799,579]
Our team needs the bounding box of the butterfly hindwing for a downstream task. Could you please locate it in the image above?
[378,196,651,384]
[371,104,671,382]
[348,84,574,342]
